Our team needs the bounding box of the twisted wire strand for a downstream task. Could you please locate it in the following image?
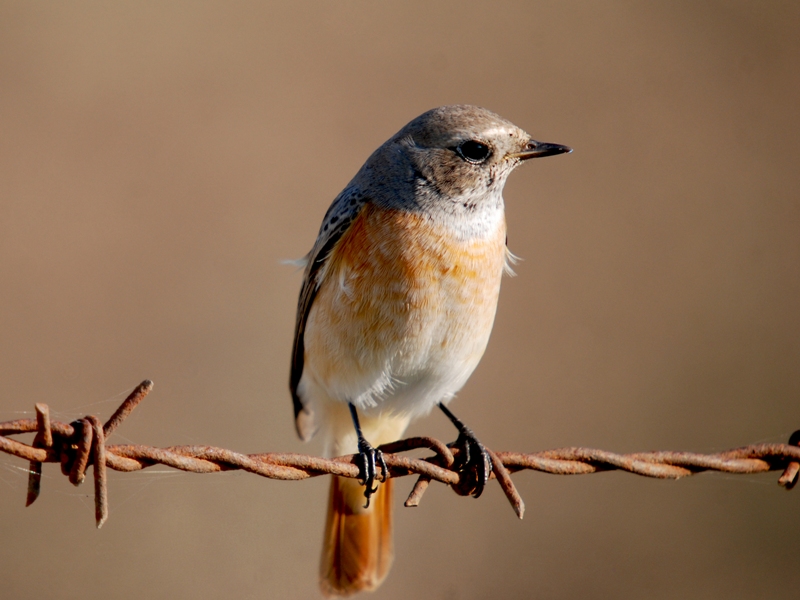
[1,381,798,528]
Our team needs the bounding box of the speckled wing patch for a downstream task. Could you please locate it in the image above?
[290,185,367,440]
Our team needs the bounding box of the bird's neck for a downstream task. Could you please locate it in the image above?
[417,186,506,242]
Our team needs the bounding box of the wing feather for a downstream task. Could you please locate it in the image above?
[290,187,367,440]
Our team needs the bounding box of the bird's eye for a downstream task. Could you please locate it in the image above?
[456,140,491,163]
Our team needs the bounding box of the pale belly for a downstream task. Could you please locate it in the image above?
[299,203,507,431]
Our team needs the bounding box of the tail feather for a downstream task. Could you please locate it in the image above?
[320,476,393,596]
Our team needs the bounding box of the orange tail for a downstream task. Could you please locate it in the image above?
[320,475,394,596]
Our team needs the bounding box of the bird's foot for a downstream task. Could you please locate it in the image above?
[355,438,388,508]
[449,427,493,498]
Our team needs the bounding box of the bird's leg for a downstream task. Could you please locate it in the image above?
[348,402,388,508]
[438,402,493,498]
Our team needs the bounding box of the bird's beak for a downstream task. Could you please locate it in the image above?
[510,140,572,160]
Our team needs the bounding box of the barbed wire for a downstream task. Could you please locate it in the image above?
[1,380,798,528]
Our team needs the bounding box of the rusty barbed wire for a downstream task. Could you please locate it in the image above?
[1,380,798,528]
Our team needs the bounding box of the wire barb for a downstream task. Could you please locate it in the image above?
[103,380,153,438]
[1,380,799,528]
[778,430,800,490]
[25,403,53,507]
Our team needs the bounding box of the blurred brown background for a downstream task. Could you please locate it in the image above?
[1,2,799,598]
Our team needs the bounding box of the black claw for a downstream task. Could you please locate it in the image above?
[451,429,493,498]
[355,439,386,508]
[348,403,388,509]
[439,403,493,498]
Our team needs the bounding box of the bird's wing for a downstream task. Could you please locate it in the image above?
[290,186,367,440]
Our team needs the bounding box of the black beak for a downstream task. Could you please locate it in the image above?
[511,140,572,160]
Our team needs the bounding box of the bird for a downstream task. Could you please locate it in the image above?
[289,105,570,596]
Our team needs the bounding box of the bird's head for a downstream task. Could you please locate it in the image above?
[391,105,571,200]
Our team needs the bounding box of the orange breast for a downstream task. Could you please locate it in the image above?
[303,202,507,406]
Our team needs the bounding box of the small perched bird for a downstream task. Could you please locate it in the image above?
[289,105,570,596]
